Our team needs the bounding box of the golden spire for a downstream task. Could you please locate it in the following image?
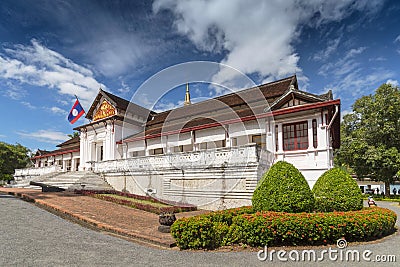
[184,83,191,106]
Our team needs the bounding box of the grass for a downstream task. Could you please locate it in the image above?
[76,189,197,214]
[97,194,170,208]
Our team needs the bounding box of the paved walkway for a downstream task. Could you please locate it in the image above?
[0,188,207,248]
[1,187,399,266]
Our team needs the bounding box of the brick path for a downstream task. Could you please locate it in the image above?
[0,188,208,248]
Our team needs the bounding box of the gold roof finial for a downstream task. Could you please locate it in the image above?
[184,83,191,106]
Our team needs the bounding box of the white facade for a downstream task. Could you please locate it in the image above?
[15,76,341,210]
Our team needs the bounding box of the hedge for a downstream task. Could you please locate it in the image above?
[171,206,397,249]
[252,161,315,213]
[313,168,363,212]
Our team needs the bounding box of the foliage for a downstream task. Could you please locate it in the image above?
[171,206,397,249]
[335,83,400,195]
[0,142,31,181]
[252,161,314,213]
[171,217,226,249]
[312,168,363,212]
[76,190,196,214]
[171,206,253,249]
[67,132,80,139]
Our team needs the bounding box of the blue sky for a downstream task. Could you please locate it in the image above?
[0,0,399,151]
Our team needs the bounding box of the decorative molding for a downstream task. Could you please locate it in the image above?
[93,100,116,121]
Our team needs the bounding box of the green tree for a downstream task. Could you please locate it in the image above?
[67,132,79,139]
[0,142,31,181]
[335,83,400,196]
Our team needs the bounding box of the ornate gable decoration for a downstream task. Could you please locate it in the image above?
[93,100,116,121]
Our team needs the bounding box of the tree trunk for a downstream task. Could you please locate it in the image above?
[385,181,391,197]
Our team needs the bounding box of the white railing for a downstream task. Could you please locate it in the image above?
[94,144,262,173]
[14,165,62,178]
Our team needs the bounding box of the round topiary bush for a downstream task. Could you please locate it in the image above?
[312,168,363,212]
[252,161,314,213]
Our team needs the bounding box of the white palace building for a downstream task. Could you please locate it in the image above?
[14,75,340,210]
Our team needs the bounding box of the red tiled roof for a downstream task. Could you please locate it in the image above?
[147,75,295,127]
[56,135,80,148]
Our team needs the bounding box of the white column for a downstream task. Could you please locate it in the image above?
[145,139,150,156]
[266,119,274,152]
[79,134,85,171]
[317,116,326,149]
[277,124,283,152]
[307,119,314,150]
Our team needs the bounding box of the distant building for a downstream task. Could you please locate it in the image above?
[15,75,341,209]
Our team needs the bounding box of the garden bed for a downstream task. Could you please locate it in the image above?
[75,189,197,214]
[171,206,397,250]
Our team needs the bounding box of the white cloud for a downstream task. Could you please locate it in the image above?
[153,100,185,113]
[318,47,366,77]
[57,99,69,106]
[20,101,36,109]
[394,35,400,43]
[153,96,210,113]
[48,106,67,115]
[325,69,395,98]
[82,34,149,77]
[117,80,131,94]
[17,130,68,144]
[369,57,386,62]
[2,81,27,100]
[0,39,105,108]
[153,0,382,86]
[386,79,399,87]
[313,37,341,61]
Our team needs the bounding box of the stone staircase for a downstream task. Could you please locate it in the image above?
[68,172,113,191]
[12,171,113,191]
[10,171,62,189]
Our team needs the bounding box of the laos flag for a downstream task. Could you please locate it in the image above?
[68,99,85,124]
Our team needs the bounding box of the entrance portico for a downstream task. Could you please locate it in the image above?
[75,88,154,170]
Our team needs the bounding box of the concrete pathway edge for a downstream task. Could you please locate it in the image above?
[2,190,176,249]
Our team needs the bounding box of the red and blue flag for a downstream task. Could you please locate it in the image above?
[68,99,85,124]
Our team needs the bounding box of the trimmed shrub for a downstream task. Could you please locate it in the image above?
[231,208,396,247]
[312,168,363,212]
[171,206,397,249]
[252,161,314,213]
[171,216,227,249]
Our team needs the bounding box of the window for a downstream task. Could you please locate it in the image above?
[283,121,308,151]
[231,137,237,147]
[252,134,262,145]
[200,142,207,150]
[174,145,184,153]
[153,148,164,155]
[252,134,266,148]
[312,119,318,148]
[130,151,139,158]
[275,125,279,151]
[221,140,226,148]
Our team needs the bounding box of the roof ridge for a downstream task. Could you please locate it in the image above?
[151,75,296,115]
